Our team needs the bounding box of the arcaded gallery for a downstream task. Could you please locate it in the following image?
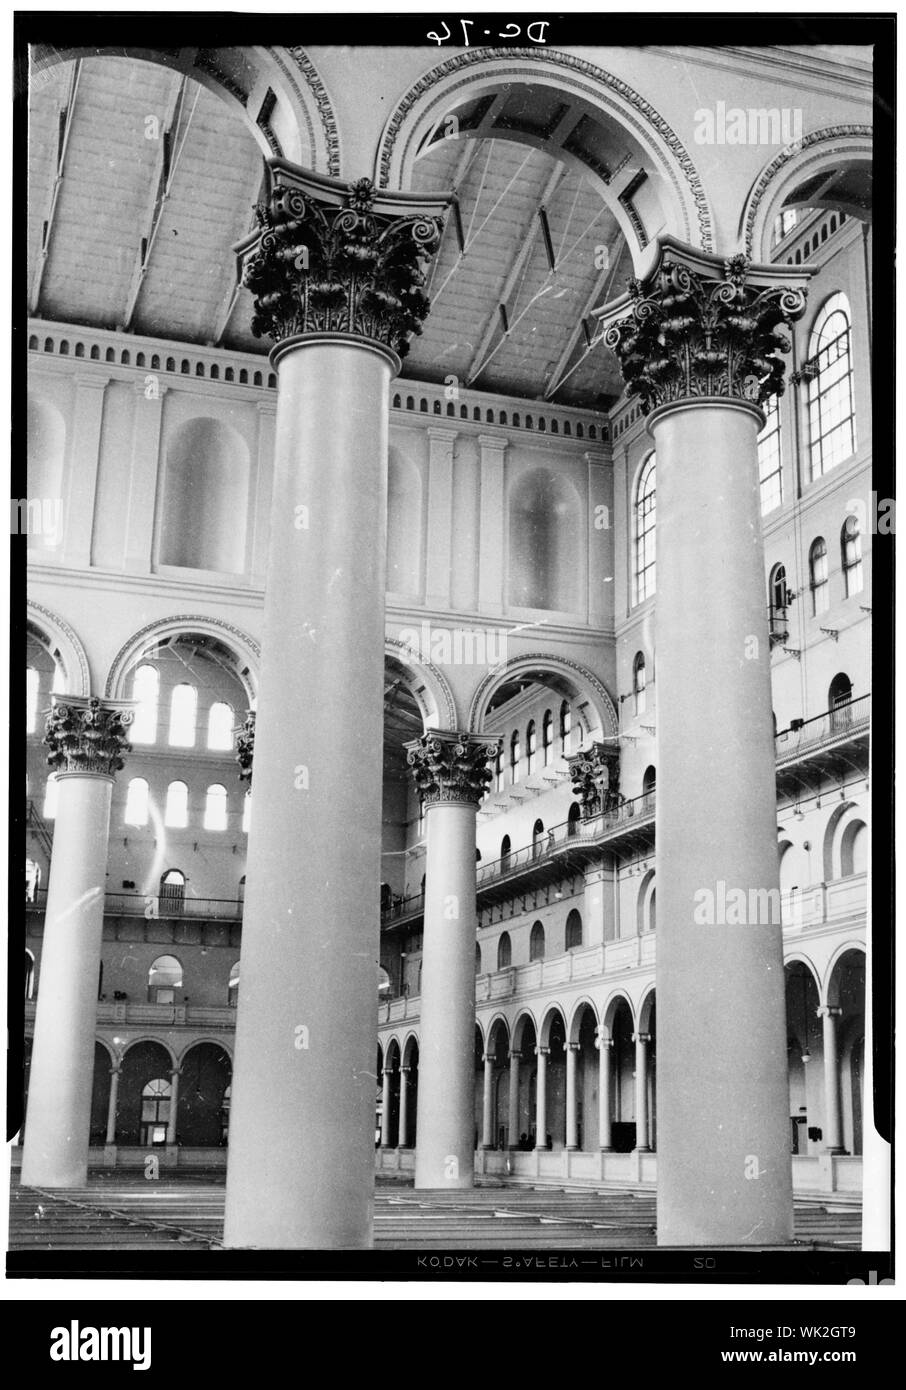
[17,33,876,1254]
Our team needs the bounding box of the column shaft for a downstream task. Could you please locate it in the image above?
[565,1045,579,1149]
[633,1033,650,1153]
[223,340,394,1249]
[398,1066,410,1149]
[21,773,114,1187]
[481,1053,495,1149]
[820,1007,845,1154]
[380,1069,393,1148]
[598,1037,613,1151]
[654,400,792,1243]
[167,1070,180,1145]
[535,1049,548,1150]
[105,1068,120,1146]
[507,1053,520,1147]
[414,799,480,1188]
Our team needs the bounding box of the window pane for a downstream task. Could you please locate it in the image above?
[124,777,149,827]
[131,664,159,745]
[164,781,188,827]
[204,784,228,831]
[207,702,234,751]
[26,667,39,734]
[168,683,197,747]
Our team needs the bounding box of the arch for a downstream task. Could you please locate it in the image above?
[497,931,512,970]
[529,921,546,962]
[511,1010,538,1052]
[822,800,861,881]
[567,997,599,1044]
[500,835,511,871]
[27,603,91,696]
[402,1032,420,1068]
[741,125,873,260]
[159,417,250,573]
[637,984,657,1033]
[601,989,635,1035]
[637,869,656,935]
[376,49,713,263]
[508,468,582,612]
[824,942,866,1007]
[384,638,457,731]
[105,616,260,704]
[31,44,340,173]
[468,653,618,738]
[486,1015,511,1056]
[148,953,183,1003]
[538,1002,567,1049]
[839,819,868,877]
[177,1042,232,1146]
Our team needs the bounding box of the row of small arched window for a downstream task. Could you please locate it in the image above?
[493,702,573,790]
[24,948,240,1006]
[769,517,864,623]
[489,910,585,972]
[37,774,251,832]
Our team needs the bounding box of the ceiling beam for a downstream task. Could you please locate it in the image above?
[29,59,82,315]
[465,159,567,387]
[120,74,193,331]
[423,136,486,302]
[543,238,626,400]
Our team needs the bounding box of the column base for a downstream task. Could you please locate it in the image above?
[634,1145,652,1154]
[566,1144,579,1152]
[599,1146,614,1153]
[824,1146,848,1156]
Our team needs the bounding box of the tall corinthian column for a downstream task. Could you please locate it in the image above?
[21,696,132,1188]
[600,241,809,1245]
[223,164,445,1249]
[405,730,500,1189]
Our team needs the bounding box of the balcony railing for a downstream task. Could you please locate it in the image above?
[774,694,869,760]
[26,889,243,922]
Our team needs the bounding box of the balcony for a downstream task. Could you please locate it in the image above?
[26,890,243,925]
[24,999,237,1028]
[774,694,870,799]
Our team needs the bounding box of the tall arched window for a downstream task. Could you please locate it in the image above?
[633,453,656,604]
[565,909,583,950]
[497,932,512,970]
[542,710,553,765]
[526,721,536,776]
[757,395,783,513]
[809,537,829,615]
[168,683,197,747]
[532,819,545,859]
[131,664,160,745]
[242,792,252,833]
[204,784,228,831]
[26,667,39,733]
[567,802,582,837]
[807,293,856,480]
[124,777,150,827]
[769,563,789,642]
[510,730,520,784]
[840,820,867,877]
[841,515,863,597]
[529,921,545,962]
[25,858,41,902]
[494,745,504,792]
[633,652,647,716]
[42,774,59,819]
[25,949,35,999]
[559,700,571,755]
[164,781,189,828]
[642,766,656,806]
[207,702,234,750]
[148,954,183,1003]
[500,835,511,871]
[228,960,240,1007]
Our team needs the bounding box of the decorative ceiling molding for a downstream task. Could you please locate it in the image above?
[385,636,458,732]
[27,600,92,696]
[741,125,873,259]
[283,46,341,178]
[104,615,261,700]
[468,652,619,737]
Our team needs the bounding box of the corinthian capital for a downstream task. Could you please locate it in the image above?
[236,710,255,786]
[597,238,810,415]
[567,742,621,819]
[44,695,133,777]
[405,730,501,809]
[235,161,447,359]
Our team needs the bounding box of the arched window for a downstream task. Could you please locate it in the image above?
[510,730,520,784]
[164,781,188,828]
[148,954,182,1003]
[475,942,482,974]
[841,515,863,597]
[757,395,783,514]
[159,870,185,914]
[633,453,656,604]
[25,949,35,999]
[529,921,545,962]
[532,819,545,859]
[526,720,536,775]
[242,792,252,833]
[840,820,868,877]
[204,784,228,831]
[807,293,856,480]
[124,777,150,827]
[567,802,582,837]
[559,700,571,755]
[228,960,240,1007]
[633,652,647,717]
[42,774,59,819]
[140,1078,171,1145]
[769,563,789,642]
[168,683,197,747]
[26,667,39,733]
[500,835,511,871]
[642,766,656,805]
[809,537,829,615]
[131,664,159,745]
[829,672,853,730]
[565,909,583,950]
[207,702,234,750]
[494,745,504,792]
[542,710,553,765]
[497,932,512,970]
